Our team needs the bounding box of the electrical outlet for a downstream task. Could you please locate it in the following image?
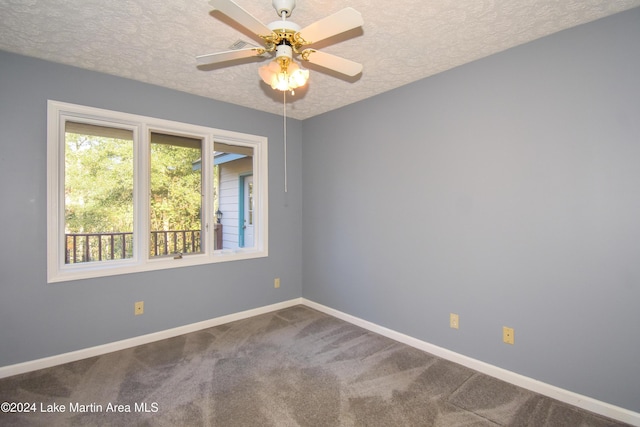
[503,326,514,344]
[134,301,144,316]
[450,313,459,329]
[274,278,280,289]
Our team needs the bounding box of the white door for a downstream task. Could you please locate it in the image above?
[242,175,254,247]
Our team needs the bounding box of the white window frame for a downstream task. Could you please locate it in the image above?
[47,100,268,283]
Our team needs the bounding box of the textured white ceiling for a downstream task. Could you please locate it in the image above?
[1,0,639,119]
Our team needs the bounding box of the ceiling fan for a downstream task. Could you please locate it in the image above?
[197,0,364,92]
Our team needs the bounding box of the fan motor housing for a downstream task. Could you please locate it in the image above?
[268,20,301,33]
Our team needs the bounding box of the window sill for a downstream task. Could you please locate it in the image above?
[48,249,268,283]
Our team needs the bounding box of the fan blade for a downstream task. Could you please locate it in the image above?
[301,49,362,77]
[196,47,265,66]
[297,8,363,45]
[209,0,274,37]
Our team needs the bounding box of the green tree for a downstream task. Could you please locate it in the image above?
[65,132,134,234]
[150,142,202,232]
[65,132,203,234]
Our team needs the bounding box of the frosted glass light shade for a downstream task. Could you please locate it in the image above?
[259,59,309,91]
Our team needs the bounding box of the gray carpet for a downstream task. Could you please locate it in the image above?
[0,305,629,426]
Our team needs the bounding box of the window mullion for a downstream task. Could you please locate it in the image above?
[207,135,216,255]
[135,125,150,263]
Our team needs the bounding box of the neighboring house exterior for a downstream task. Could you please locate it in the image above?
[217,153,254,250]
[193,144,254,251]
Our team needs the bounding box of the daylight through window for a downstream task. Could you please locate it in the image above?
[48,101,268,282]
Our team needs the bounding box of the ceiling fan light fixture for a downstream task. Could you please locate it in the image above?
[258,45,308,92]
[259,59,309,91]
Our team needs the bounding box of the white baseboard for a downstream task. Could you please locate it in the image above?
[1,296,637,426]
[301,298,640,427]
[0,298,303,380]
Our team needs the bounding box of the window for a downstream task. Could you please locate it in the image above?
[47,101,268,282]
[149,132,203,258]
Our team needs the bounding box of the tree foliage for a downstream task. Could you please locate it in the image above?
[150,142,202,232]
[65,132,203,235]
[65,133,134,233]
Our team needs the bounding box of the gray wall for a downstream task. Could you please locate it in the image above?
[0,51,302,366]
[302,8,640,412]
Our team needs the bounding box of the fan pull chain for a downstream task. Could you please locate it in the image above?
[283,89,288,193]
